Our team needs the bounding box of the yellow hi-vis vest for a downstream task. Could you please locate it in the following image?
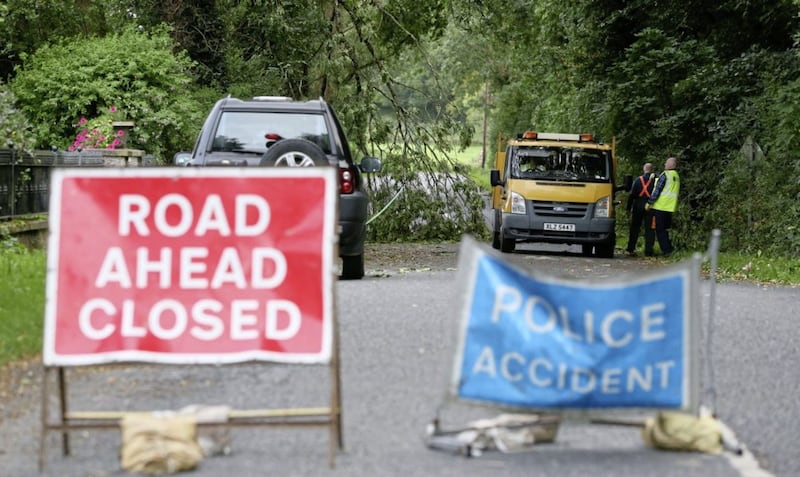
[653,170,679,212]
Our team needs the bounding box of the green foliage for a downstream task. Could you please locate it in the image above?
[451,144,492,190]
[207,0,487,243]
[2,0,799,252]
[217,0,330,97]
[607,29,714,153]
[361,118,485,243]
[710,63,800,257]
[0,248,45,364]
[450,0,800,258]
[0,0,120,82]
[122,0,228,86]
[0,82,35,152]
[366,161,490,243]
[9,25,208,159]
[704,252,800,286]
[377,0,449,54]
[0,224,24,253]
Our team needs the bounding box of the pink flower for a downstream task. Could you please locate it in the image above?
[70,107,128,150]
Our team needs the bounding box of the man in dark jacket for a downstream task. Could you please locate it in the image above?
[625,163,655,256]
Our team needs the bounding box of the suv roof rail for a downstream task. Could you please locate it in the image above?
[252,95,293,101]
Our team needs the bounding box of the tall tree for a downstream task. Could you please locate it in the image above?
[0,0,117,82]
[119,0,227,86]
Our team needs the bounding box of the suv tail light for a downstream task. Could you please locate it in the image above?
[339,166,354,194]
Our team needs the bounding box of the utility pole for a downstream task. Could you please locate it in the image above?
[8,141,15,217]
[481,79,489,169]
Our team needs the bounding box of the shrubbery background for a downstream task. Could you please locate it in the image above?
[1,1,799,253]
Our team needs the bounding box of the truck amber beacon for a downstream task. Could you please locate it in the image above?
[489,131,630,258]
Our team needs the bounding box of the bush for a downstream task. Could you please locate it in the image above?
[0,83,35,153]
[10,25,210,160]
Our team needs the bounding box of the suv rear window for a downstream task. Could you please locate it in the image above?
[211,111,331,154]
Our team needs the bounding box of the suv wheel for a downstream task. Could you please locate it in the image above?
[341,254,365,280]
[259,138,329,167]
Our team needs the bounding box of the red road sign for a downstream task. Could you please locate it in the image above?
[43,167,337,365]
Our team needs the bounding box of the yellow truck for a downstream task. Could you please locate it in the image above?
[489,131,631,257]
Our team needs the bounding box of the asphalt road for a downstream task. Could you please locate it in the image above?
[1,242,797,476]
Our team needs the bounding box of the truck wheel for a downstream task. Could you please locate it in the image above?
[260,138,329,167]
[500,234,515,253]
[595,244,614,258]
[340,254,365,280]
[595,236,616,259]
[491,211,501,249]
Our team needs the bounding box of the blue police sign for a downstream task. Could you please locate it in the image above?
[450,237,700,411]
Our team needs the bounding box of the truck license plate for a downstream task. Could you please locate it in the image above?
[544,222,575,232]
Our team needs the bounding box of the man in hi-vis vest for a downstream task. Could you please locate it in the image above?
[645,157,680,256]
[625,162,655,256]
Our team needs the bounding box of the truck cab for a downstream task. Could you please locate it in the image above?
[489,131,628,257]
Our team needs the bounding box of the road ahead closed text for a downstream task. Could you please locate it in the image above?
[44,168,337,365]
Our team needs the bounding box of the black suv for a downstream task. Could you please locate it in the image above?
[176,95,381,279]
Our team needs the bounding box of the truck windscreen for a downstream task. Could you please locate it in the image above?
[509,146,611,182]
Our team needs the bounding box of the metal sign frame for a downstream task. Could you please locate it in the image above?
[448,237,701,416]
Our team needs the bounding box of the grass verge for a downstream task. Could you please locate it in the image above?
[452,143,491,191]
[0,249,46,365]
[701,252,800,285]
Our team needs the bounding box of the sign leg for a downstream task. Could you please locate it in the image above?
[333,328,343,450]
[328,303,343,468]
[38,366,50,473]
[58,367,71,456]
